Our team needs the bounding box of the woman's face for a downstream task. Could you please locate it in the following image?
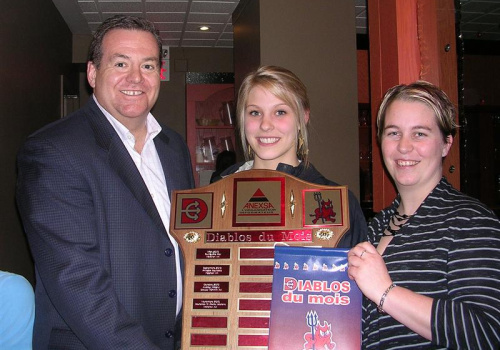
[381,100,452,193]
[244,85,301,170]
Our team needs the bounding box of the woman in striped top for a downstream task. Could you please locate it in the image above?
[347,81,500,349]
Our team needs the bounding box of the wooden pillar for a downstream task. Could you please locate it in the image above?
[368,0,460,211]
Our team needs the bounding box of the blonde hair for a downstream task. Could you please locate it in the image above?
[236,65,311,165]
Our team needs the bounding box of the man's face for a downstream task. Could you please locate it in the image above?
[87,29,160,128]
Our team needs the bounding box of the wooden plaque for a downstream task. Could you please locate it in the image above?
[170,169,350,349]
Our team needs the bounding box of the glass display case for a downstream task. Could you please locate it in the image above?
[186,73,238,187]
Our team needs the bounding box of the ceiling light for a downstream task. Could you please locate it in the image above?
[199,26,210,31]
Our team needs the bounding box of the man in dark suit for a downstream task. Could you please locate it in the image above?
[16,15,193,349]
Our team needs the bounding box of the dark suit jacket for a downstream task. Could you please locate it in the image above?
[16,98,194,349]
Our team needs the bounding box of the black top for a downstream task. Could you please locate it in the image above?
[214,161,368,248]
[363,178,500,349]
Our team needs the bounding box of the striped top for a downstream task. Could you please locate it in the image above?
[363,178,500,349]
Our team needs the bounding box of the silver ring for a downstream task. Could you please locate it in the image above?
[360,250,366,258]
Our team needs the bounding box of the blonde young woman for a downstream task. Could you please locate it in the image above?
[348,81,500,349]
[213,65,367,248]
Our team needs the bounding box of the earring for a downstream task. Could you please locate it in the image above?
[247,144,254,158]
[298,132,304,151]
[297,130,308,158]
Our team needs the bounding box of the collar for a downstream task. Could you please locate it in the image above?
[92,94,162,146]
[236,160,303,174]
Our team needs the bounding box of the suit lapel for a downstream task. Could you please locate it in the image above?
[86,99,167,235]
[154,131,184,275]
[154,132,176,200]
[108,138,167,234]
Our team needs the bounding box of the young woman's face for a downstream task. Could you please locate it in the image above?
[244,86,300,170]
[381,100,452,193]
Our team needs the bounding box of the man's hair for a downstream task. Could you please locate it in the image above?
[88,15,163,68]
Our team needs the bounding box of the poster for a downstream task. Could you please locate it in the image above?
[268,246,361,349]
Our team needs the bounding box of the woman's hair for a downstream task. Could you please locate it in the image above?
[376,80,458,143]
[88,15,163,69]
[236,65,311,164]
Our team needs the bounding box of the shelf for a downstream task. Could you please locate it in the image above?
[186,77,237,187]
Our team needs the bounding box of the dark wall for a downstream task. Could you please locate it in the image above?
[463,54,500,106]
[0,1,73,285]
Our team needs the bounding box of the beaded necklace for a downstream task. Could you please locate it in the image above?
[384,211,412,236]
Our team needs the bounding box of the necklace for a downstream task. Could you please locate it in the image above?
[384,210,412,236]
